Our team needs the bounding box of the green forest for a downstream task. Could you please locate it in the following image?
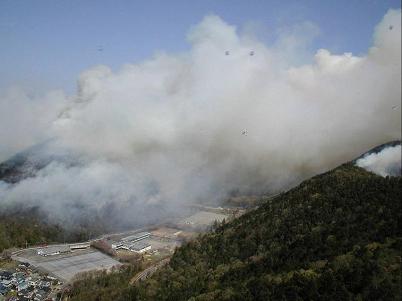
[68,163,401,301]
[0,210,63,253]
[0,209,108,253]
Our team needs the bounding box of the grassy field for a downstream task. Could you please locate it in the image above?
[0,258,18,270]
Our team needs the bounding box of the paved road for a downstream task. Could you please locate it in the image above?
[130,258,170,285]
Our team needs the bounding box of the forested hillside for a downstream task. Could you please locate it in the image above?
[69,162,401,300]
[0,208,109,253]
[0,209,63,253]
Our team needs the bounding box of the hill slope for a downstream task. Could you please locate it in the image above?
[92,163,400,301]
[0,208,64,253]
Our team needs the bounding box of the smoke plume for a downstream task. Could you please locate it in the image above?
[0,10,401,228]
[356,145,401,177]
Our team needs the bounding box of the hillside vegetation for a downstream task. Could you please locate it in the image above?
[69,163,401,300]
[67,266,141,301]
[0,209,63,253]
[0,208,110,253]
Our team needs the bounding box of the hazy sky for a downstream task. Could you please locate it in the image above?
[0,0,400,93]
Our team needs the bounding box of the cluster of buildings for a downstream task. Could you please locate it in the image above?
[0,263,60,301]
[111,232,152,254]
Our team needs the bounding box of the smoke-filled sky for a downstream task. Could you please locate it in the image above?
[0,8,401,227]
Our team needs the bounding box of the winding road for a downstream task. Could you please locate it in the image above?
[130,258,170,285]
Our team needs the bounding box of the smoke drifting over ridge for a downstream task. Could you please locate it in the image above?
[0,10,401,227]
[356,145,401,177]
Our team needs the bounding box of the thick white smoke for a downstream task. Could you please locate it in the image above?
[356,145,401,177]
[0,10,401,227]
[0,88,68,161]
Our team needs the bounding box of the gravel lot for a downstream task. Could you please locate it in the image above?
[13,248,121,282]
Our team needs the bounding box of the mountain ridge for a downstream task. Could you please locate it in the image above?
[67,146,402,301]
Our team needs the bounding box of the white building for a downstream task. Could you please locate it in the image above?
[114,240,151,254]
[69,243,90,250]
[111,231,151,249]
[37,245,70,256]
[126,241,151,253]
[121,232,150,242]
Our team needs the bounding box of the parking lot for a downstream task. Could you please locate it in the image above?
[36,251,121,281]
[13,248,122,282]
[178,211,228,230]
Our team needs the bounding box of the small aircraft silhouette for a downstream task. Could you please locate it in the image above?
[392,105,398,110]
[97,46,104,52]
[241,129,248,136]
[389,25,393,30]
[249,51,254,56]
[225,50,230,56]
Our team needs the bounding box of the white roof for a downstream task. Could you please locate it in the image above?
[121,232,150,242]
[38,245,70,255]
[126,240,151,251]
